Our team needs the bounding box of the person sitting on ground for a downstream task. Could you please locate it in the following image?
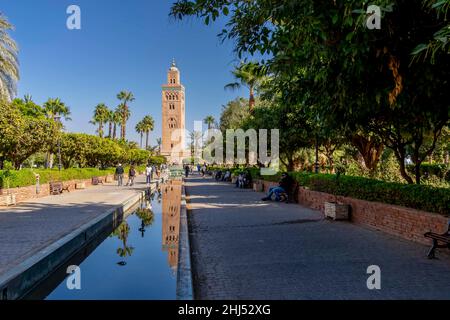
[215,170,223,181]
[261,173,293,202]
[222,170,231,182]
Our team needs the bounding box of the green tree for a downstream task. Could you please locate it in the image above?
[135,121,145,149]
[225,62,266,112]
[156,137,162,155]
[11,96,45,118]
[91,103,110,138]
[43,98,71,122]
[142,115,155,150]
[116,91,135,140]
[0,14,19,102]
[219,98,250,131]
[203,115,216,130]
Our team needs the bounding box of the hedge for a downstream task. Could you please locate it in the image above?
[406,163,450,181]
[0,167,144,189]
[250,171,449,215]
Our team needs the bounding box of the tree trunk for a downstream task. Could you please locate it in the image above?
[249,86,255,112]
[415,163,421,185]
[98,122,104,138]
[140,133,143,149]
[146,132,149,150]
[121,122,126,140]
[351,134,384,175]
[108,122,113,138]
[113,123,117,140]
[394,150,414,184]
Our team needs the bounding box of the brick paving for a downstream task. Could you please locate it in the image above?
[0,176,148,276]
[185,176,450,300]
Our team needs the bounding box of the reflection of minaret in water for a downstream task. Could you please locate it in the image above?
[162,180,182,273]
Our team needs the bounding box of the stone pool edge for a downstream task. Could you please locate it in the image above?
[176,182,194,300]
[0,190,145,300]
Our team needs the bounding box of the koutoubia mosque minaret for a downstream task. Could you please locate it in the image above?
[161,59,186,164]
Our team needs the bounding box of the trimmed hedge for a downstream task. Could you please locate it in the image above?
[251,171,450,215]
[0,168,118,189]
[407,163,450,181]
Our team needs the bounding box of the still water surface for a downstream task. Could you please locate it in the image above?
[26,181,182,300]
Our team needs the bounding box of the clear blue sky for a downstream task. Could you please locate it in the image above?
[1,0,247,145]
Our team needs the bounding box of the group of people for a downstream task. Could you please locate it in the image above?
[115,163,161,187]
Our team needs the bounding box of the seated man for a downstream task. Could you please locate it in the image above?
[261,173,293,202]
[222,170,231,182]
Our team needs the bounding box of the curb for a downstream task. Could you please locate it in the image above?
[0,190,145,300]
[176,182,194,300]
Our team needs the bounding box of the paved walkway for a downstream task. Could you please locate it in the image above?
[0,176,149,276]
[185,176,450,300]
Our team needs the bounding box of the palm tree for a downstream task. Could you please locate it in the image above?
[116,91,135,140]
[43,98,71,123]
[224,62,265,111]
[156,138,162,154]
[112,110,121,140]
[0,15,19,102]
[106,108,114,138]
[43,98,71,168]
[142,115,155,150]
[135,121,145,149]
[203,115,216,130]
[91,103,109,138]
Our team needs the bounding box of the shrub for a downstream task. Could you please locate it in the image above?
[259,172,450,215]
[0,168,116,188]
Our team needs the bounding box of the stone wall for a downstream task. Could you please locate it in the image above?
[258,180,449,245]
[0,175,115,207]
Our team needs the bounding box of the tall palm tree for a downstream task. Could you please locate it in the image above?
[112,110,121,140]
[224,62,265,112]
[43,98,71,123]
[116,91,135,140]
[0,15,19,102]
[43,98,71,168]
[156,138,162,154]
[203,115,216,130]
[135,121,145,149]
[91,103,109,138]
[106,108,114,138]
[142,115,155,150]
[115,103,131,140]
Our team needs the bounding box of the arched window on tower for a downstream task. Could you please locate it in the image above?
[168,117,177,129]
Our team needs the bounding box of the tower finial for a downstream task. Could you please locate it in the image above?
[172,58,176,67]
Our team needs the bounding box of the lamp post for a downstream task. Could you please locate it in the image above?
[54,114,62,171]
[315,134,320,174]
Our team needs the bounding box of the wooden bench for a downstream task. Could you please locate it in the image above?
[49,181,70,195]
[92,176,104,186]
[424,221,450,259]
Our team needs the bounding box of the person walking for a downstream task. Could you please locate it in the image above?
[127,165,136,186]
[115,164,124,186]
[145,164,153,185]
[184,164,190,178]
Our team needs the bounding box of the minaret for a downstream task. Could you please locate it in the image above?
[161,59,186,164]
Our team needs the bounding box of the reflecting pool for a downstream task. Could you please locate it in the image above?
[25,180,183,300]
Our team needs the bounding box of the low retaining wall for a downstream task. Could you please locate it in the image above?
[257,180,449,245]
[0,175,116,206]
